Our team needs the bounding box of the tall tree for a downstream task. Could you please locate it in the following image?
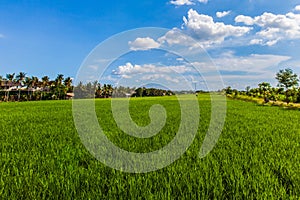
[258,82,271,102]
[55,74,64,86]
[31,76,39,89]
[31,76,39,100]
[63,77,73,93]
[276,68,299,103]
[41,76,50,90]
[16,72,26,101]
[41,76,50,99]
[55,74,64,99]
[24,77,32,100]
[102,84,107,98]
[245,86,250,95]
[6,73,15,101]
[107,84,113,98]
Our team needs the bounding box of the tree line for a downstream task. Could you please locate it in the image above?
[0,72,175,102]
[224,68,300,104]
[132,87,174,97]
[0,72,74,102]
[74,82,174,99]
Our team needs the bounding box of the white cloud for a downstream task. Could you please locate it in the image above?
[294,5,300,11]
[213,53,291,72]
[191,54,289,75]
[192,52,291,89]
[0,34,4,38]
[141,74,180,83]
[180,53,290,90]
[120,74,132,79]
[198,0,208,4]
[250,39,263,45]
[182,9,251,46]
[109,53,292,90]
[113,62,192,76]
[128,37,160,51]
[158,28,197,47]
[191,61,219,72]
[216,11,231,18]
[170,0,194,6]
[112,62,194,86]
[170,0,207,6]
[236,12,300,46]
[235,15,254,25]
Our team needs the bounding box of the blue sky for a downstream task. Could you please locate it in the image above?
[1,0,300,90]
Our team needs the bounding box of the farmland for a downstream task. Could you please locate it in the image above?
[0,94,299,199]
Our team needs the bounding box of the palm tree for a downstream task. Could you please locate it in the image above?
[94,81,102,98]
[107,84,113,98]
[55,74,64,99]
[103,84,107,98]
[64,77,73,93]
[41,76,50,100]
[6,73,15,101]
[41,76,50,90]
[16,72,26,101]
[31,76,39,88]
[55,74,64,86]
[31,76,39,100]
[24,77,32,100]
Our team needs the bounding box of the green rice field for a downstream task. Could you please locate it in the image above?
[0,94,299,199]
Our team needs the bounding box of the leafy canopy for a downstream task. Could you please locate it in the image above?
[275,68,298,89]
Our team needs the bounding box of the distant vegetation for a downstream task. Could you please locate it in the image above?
[224,68,300,104]
[0,72,73,102]
[2,68,298,103]
[0,72,175,102]
[131,87,174,97]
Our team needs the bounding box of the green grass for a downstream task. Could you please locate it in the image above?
[0,94,299,199]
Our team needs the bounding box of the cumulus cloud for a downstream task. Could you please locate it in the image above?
[129,9,300,51]
[182,9,251,47]
[216,11,231,18]
[128,37,160,51]
[235,11,300,46]
[170,0,194,6]
[294,5,300,11]
[112,62,192,77]
[158,28,197,47]
[112,62,193,85]
[235,15,254,25]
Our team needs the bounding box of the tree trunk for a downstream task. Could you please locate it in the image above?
[286,90,289,104]
[18,89,21,101]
